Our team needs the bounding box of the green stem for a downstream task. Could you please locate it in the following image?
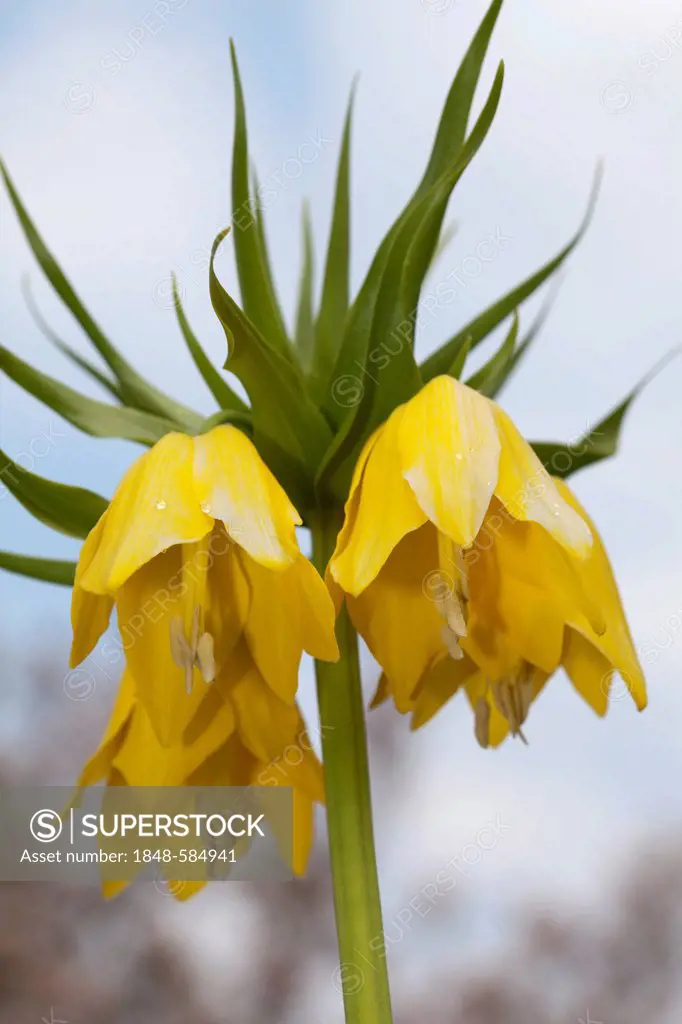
[311,512,394,1024]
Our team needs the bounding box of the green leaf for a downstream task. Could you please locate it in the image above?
[22,276,123,400]
[229,42,291,361]
[0,345,177,446]
[0,551,76,587]
[465,310,519,397]
[319,64,505,500]
[322,0,504,427]
[294,202,316,371]
[311,84,355,395]
[210,230,333,502]
[198,408,253,435]
[421,166,603,382]
[448,335,472,379]
[489,277,563,398]
[530,348,681,478]
[426,220,459,278]
[0,161,202,430]
[171,275,249,413]
[0,447,107,538]
[419,0,504,190]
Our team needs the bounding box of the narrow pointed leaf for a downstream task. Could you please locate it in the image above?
[0,346,177,446]
[294,202,316,371]
[319,64,505,500]
[421,167,602,382]
[312,85,354,394]
[0,447,107,538]
[531,349,680,478]
[465,310,518,396]
[426,220,459,278]
[322,0,504,425]
[0,551,76,587]
[210,230,333,500]
[22,276,123,400]
[1,162,201,429]
[171,275,248,413]
[420,0,504,187]
[229,42,291,359]
[492,276,563,397]
[199,408,253,435]
[449,336,472,379]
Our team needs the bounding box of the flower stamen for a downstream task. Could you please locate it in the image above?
[169,533,216,693]
[436,533,470,660]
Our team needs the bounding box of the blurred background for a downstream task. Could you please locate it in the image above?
[2,0,682,1019]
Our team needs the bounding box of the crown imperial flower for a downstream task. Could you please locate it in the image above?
[70,425,339,745]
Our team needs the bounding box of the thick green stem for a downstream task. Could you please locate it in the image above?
[311,512,394,1024]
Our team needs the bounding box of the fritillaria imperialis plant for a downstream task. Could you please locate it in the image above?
[0,1,667,1021]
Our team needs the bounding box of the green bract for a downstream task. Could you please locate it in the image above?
[0,0,669,587]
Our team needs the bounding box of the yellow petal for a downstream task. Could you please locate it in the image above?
[496,574,565,674]
[398,376,500,547]
[330,407,427,595]
[116,549,211,746]
[490,509,606,639]
[461,534,517,680]
[370,673,391,708]
[410,654,478,730]
[327,427,382,569]
[102,878,130,900]
[347,524,444,712]
[562,629,611,716]
[205,529,251,674]
[492,405,592,557]
[292,789,315,876]
[294,554,340,662]
[463,674,511,748]
[114,690,236,786]
[225,665,301,763]
[188,733,256,786]
[77,670,135,787]
[253,724,325,804]
[81,433,213,594]
[554,479,646,710]
[252,745,322,877]
[70,512,114,667]
[237,549,334,703]
[193,425,300,569]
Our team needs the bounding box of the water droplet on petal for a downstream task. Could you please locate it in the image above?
[455,453,464,461]
[155,500,167,511]
[200,501,212,515]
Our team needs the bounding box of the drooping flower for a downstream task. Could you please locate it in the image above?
[70,425,339,746]
[329,376,645,744]
[78,667,323,898]
[407,479,646,745]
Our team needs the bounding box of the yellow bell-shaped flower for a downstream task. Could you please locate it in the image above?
[329,376,645,744]
[70,425,339,745]
[329,376,591,706]
[411,478,646,746]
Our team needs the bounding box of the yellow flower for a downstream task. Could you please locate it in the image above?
[329,376,645,744]
[79,667,324,897]
[70,425,339,746]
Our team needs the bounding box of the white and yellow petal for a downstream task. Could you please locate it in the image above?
[398,375,501,548]
[330,406,427,595]
[193,425,300,569]
[492,406,592,557]
[80,433,212,595]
